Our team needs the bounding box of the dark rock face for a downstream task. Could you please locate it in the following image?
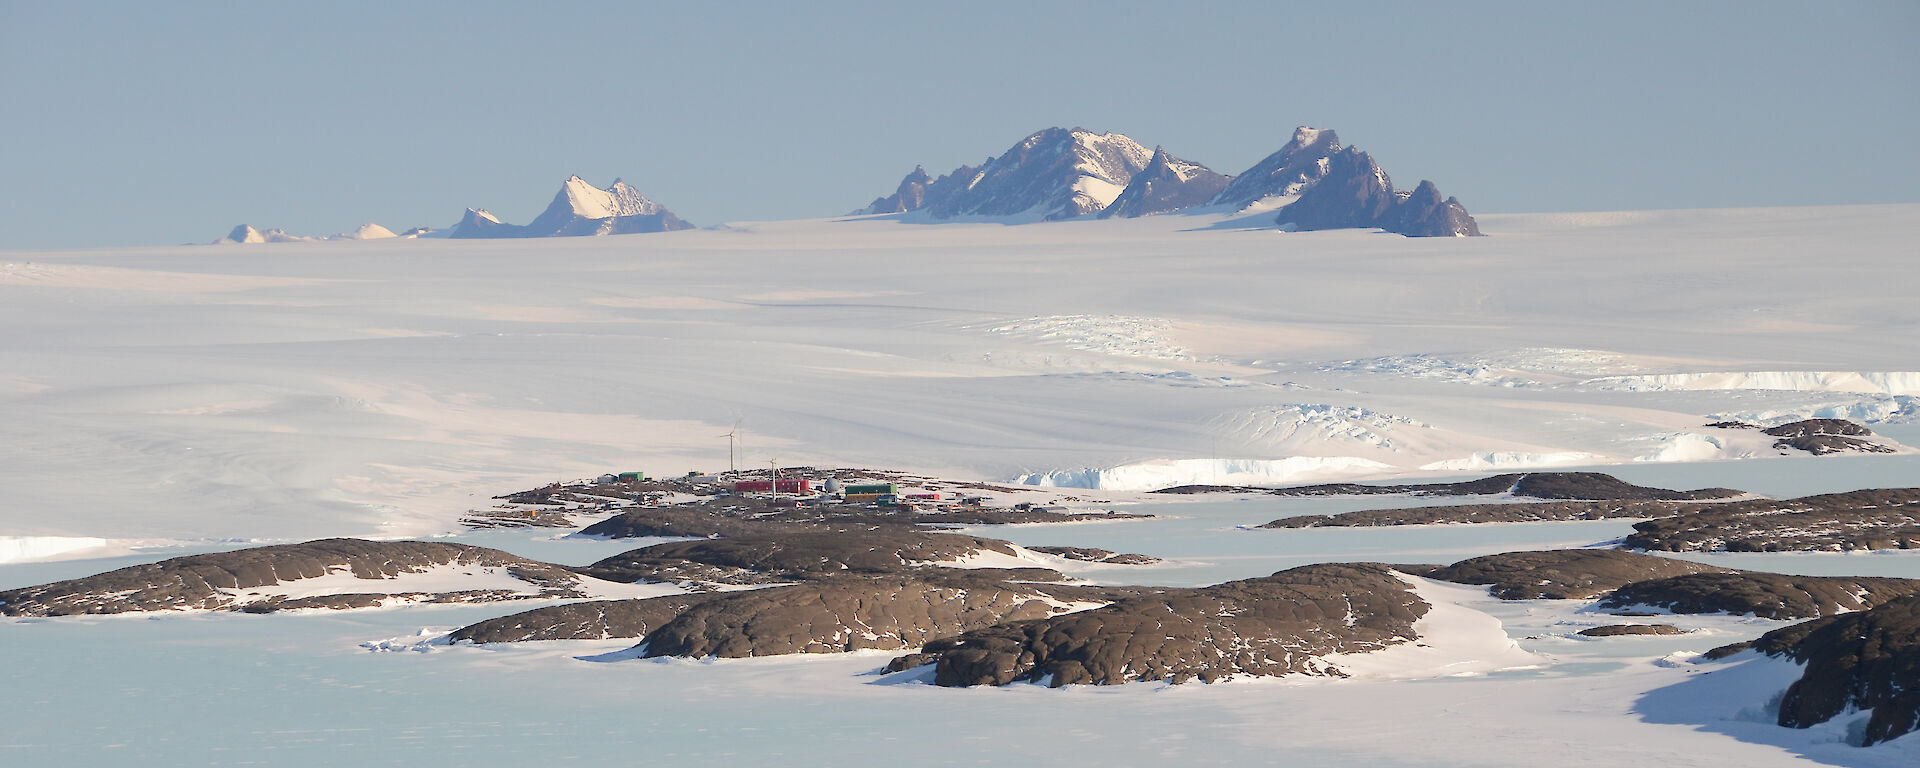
[1273,146,1480,237]
[862,165,934,214]
[1742,594,1920,745]
[1210,126,1342,210]
[1382,180,1482,237]
[0,539,581,616]
[1578,624,1683,637]
[578,495,1147,540]
[1098,146,1229,219]
[1505,473,1740,500]
[893,563,1428,687]
[451,594,733,644]
[449,176,693,238]
[1273,146,1397,231]
[454,578,1155,647]
[448,208,516,238]
[1761,418,1873,438]
[1598,572,1920,620]
[1757,418,1893,455]
[578,505,771,539]
[606,492,1132,536]
[1623,488,1920,552]
[635,573,1084,658]
[576,530,1034,585]
[1775,435,1895,455]
[1169,471,1740,502]
[1425,549,1735,600]
[1265,499,1702,529]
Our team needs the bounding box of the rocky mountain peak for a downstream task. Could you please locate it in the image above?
[1209,125,1344,211]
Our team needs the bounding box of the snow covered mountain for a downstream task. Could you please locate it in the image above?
[857,124,1480,236]
[859,127,1155,221]
[215,225,309,244]
[343,223,397,240]
[450,176,694,239]
[1098,146,1230,219]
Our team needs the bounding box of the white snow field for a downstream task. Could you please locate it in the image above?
[3,204,1918,547]
[4,204,1920,765]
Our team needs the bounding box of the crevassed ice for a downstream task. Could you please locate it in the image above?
[1016,456,1393,490]
[1585,371,1920,395]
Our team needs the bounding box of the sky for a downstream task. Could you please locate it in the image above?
[1,1,1916,250]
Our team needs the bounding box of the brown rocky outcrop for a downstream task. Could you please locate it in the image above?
[889,563,1428,687]
[0,539,581,616]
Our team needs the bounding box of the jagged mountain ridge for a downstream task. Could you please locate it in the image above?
[859,125,1480,236]
[858,128,1155,222]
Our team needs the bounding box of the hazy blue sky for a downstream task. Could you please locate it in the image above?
[3,1,1915,249]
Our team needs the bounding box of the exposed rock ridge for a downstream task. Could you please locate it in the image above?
[0,539,580,616]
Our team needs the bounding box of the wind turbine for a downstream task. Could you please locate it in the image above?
[719,421,740,474]
[768,457,779,496]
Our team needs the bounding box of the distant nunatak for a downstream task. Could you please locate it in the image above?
[215,126,1478,243]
